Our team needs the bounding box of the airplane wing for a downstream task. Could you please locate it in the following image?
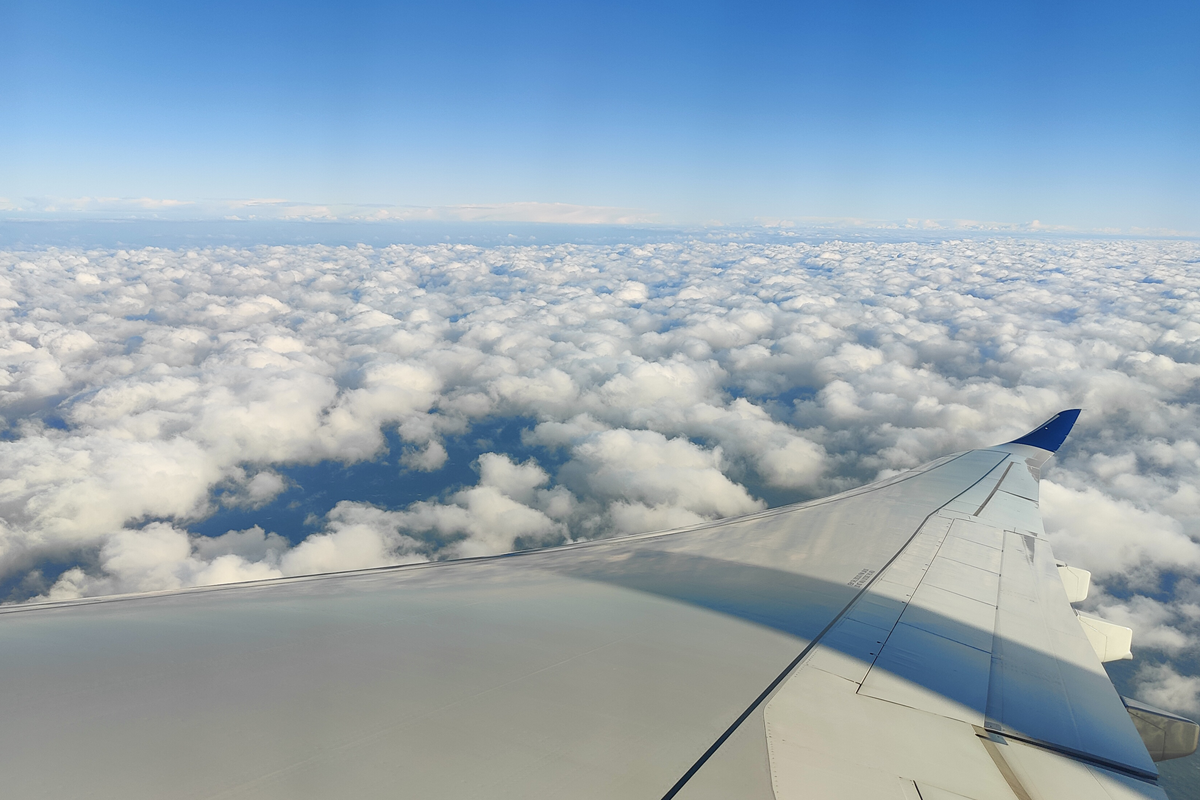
[1,410,1194,799]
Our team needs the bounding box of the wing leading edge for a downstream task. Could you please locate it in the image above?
[0,411,1191,799]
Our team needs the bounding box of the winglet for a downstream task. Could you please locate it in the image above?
[1006,409,1081,453]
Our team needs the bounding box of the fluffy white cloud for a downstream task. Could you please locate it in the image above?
[1090,593,1192,654]
[2,235,1200,706]
[279,502,426,576]
[44,523,289,600]
[1135,663,1200,716]
[349,454,569,560]
[1042,482,1200,589]
[559,428,763,524]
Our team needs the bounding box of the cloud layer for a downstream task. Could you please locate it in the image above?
[6,198,1192,236]
[1,235,1199,712]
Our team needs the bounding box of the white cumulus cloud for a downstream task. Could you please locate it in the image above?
[1,235,1199,710]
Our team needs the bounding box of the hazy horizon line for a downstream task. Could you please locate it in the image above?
[1,196,1197,239]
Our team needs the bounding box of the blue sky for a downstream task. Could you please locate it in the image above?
[3,0,1198,231]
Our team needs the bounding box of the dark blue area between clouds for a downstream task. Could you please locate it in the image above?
[193,414,821,547]
[193,417,566,543]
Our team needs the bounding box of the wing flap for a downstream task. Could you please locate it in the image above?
[996,737,1168,800]
[987,530,1155,776]
[760,659,1169,800]
[860,621,994,724]
[752,440,1167,799]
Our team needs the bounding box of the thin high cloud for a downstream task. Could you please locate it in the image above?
[1,236,1198,711]
[7,197,1196,236]
[0,197,660,225]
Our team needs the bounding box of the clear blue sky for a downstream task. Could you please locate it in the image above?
[3,1,1198,230]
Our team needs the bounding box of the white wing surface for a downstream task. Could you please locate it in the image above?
[0,411,1191,799]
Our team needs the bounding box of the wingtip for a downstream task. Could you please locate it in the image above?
[1005,409,1082,453]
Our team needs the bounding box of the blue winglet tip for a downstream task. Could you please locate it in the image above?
[1006,409,1082,452]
